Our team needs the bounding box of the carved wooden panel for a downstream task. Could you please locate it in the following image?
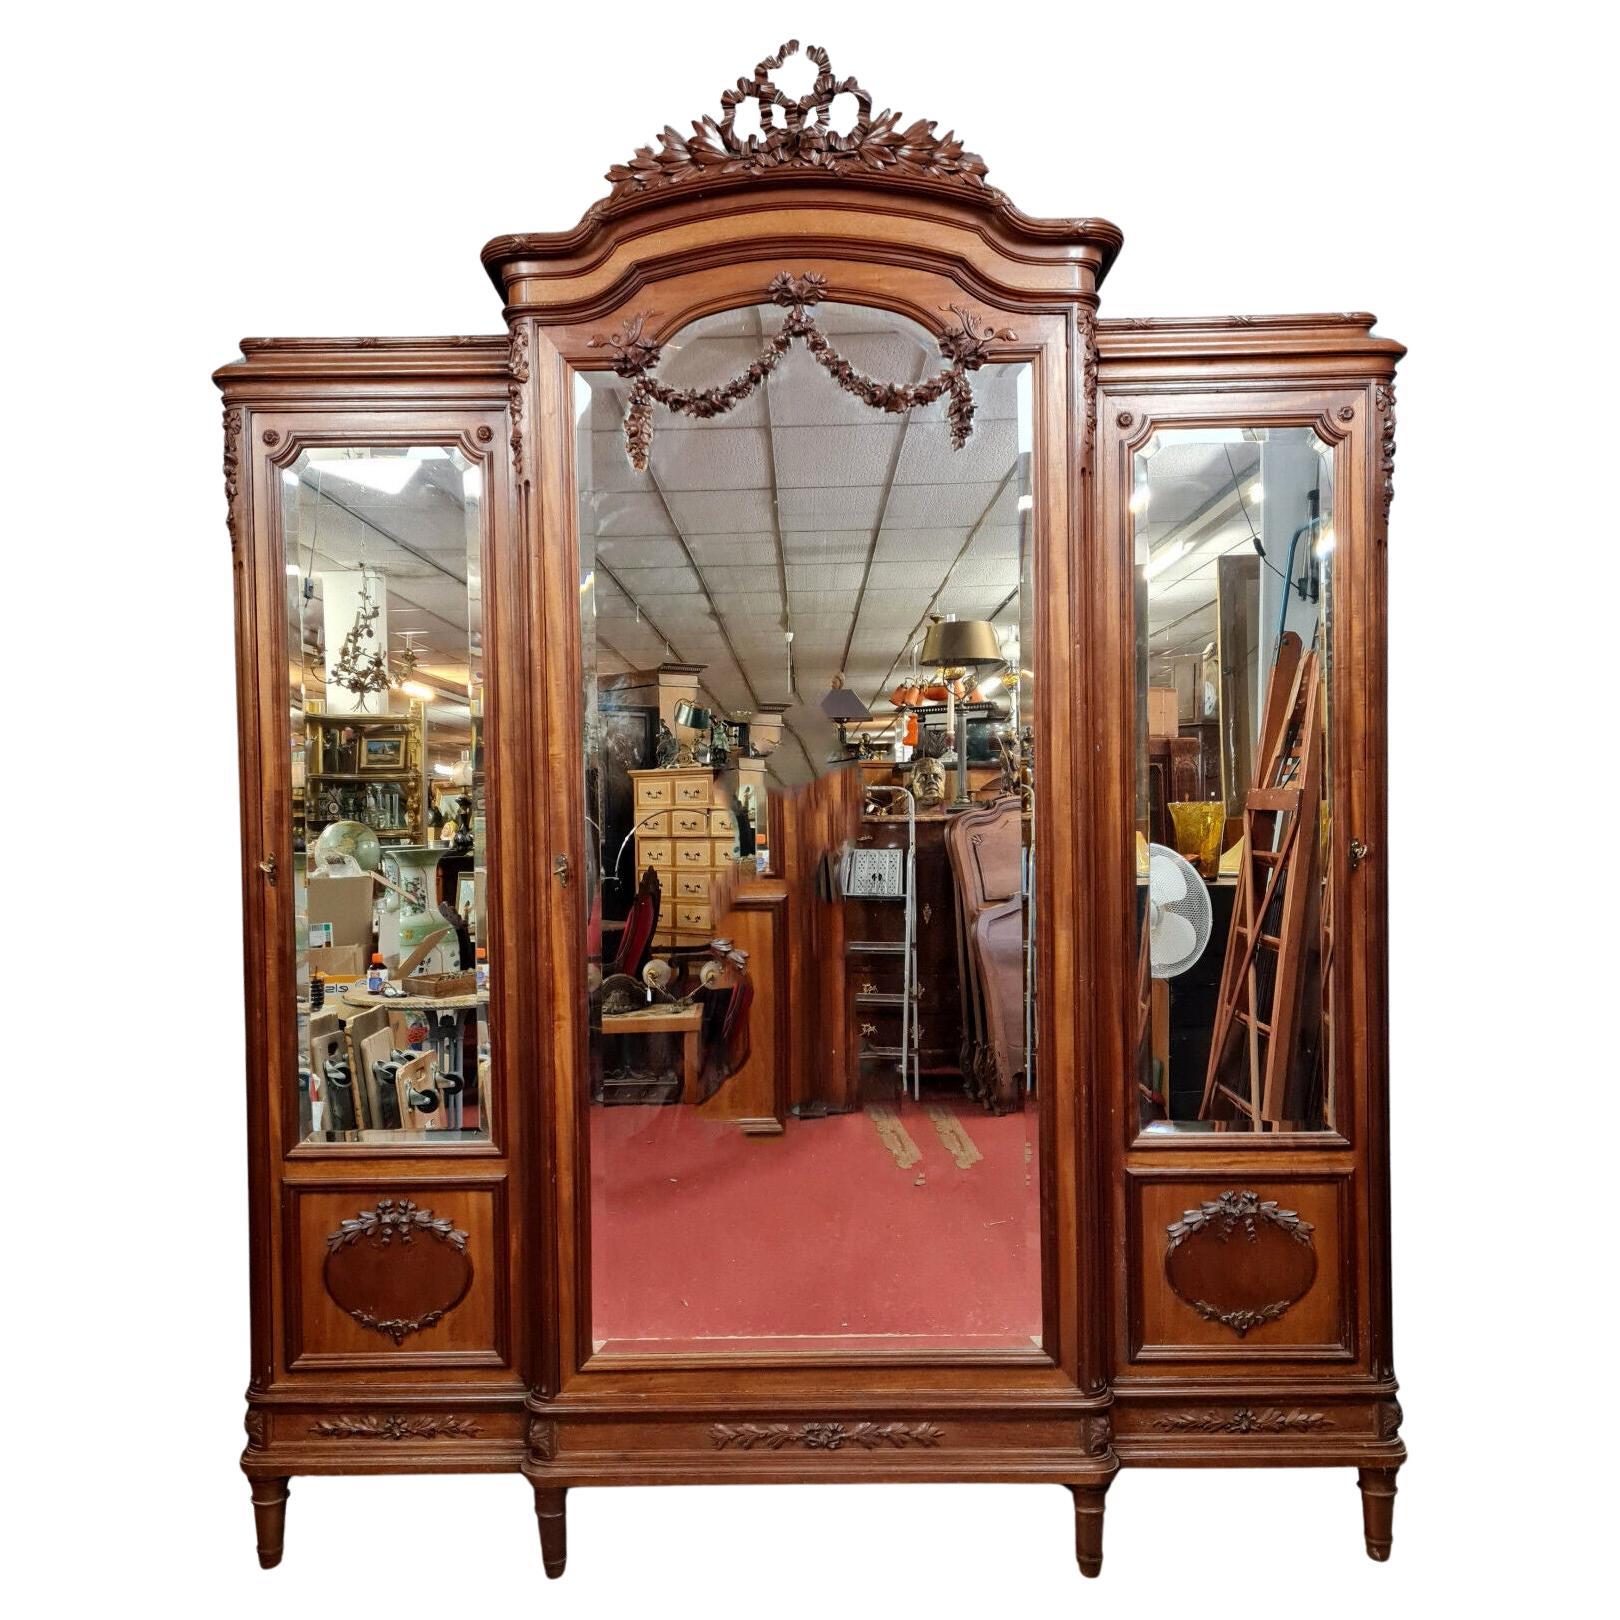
[282,1181,510,1371]
[1127,1174,1353,1362]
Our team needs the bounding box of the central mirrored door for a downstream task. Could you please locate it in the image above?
[572,300,1041,1354]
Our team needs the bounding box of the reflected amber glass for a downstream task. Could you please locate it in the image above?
[576,302,1040,1353]
[283,447,489,1144]
[1133,427,1336,1134]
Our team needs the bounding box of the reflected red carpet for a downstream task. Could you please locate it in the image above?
[590,1099,1041,1353]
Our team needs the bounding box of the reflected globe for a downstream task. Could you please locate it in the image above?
[314,819,381,872]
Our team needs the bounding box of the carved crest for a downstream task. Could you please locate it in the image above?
[322,1198,473,1346]
[605,41,994,204]
[1164,1189,1318,1338]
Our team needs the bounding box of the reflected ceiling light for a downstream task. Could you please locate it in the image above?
[1129,485,1151,515]
[1247,481,1264,504]
[1146,540,1190,579]
[977,673,1004,696]
[1017,493,1034,512]
[433,761,457,777]
[305,456,419,495]
[1314,528,1336,558]
[285,564,300,576]
[401,680,437,701]
[405,447,450,461]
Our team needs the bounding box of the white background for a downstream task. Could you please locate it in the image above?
[7,3,1609,1613]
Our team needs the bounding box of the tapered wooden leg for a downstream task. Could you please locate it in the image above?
[533,1485,568,1579]
[1357,1466,1398,1562]
[249,1477,289,1569]
[1068,1481,1112,1578]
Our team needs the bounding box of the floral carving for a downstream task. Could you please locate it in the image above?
[1081,1414,1112,1456]
[325,1198,467,1254]
[709,1421,944,1452]
[1186,1299,1294,1336]
[243,1408,268,1452]
[1378,1399,1403,1441]
[605,41,995,205]
[1150,1408,1331,1435]
[1165,1189,1313,1252]
[222,406,242,548]
[509,325,531,479]
[1078,306,1099,461]
[308,1414,481,1441]
[592,276,1014,473]
[1375,381,1396,528]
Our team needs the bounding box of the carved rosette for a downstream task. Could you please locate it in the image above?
[508,325,531,479]
[308,1414,481,1441]
[1163,1189,1318,1338]
[591,275,1014,473]
[222,406,242,549]
[321,1198,473,1346]
[1375,381,1397,532]
[1150,1408,1331,1435]
[709,1421,944,1452]
[604,40,996,205]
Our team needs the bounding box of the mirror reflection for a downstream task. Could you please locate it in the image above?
[1133,427,1336,1134]
[283,446,490,1144]
[577,302,1040,1353]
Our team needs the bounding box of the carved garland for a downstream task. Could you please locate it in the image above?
[709,1421,944,1452]
[1150,1408,1331,1435]
[1165,1189,1313,1252]
[309,1415,481,1441]
[591,272,1015,473]
[325,1198,468,1254]
[222,406,242,549]
[606,40,995,205]
[1376,381,1397,529]
[509,325,530,480]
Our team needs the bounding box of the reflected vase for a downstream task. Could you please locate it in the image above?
[381,844,452,972]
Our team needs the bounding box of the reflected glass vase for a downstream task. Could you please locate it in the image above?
[1168,800,1225,878]
[381,844,452,971]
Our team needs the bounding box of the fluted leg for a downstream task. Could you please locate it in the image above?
[1357,1466,1398,1562]
[1068,1481,1111,1578]
[249,1476,290,1569]
[533,1484,568,1579]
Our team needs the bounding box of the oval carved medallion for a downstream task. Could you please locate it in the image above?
[1164,1190,1316,1337]
[322,1199,473,1345]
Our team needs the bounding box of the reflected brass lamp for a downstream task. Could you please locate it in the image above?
[919,617,1005,810]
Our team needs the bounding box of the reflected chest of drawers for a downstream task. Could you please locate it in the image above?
[628,767,740,944]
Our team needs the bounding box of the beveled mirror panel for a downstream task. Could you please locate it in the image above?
[575,300,1040,1353]
[1132,426,1337,1134]
[283,446,490,1144]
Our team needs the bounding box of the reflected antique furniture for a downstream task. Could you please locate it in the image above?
[219,38,1404,1585]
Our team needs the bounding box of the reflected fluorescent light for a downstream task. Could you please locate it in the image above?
[580,570,596,595]
[1146,540,1189,580]
[1247,481,1264,504]
[1129,486,1151,515]
[401,680,436,701]
[977,673,1004,696]
[433,762,457,776]
[285,564,300,576]
[1016,494,1033,512]
[406,447,450,461]
[306,456,418,495]
[1314,528,1336,559]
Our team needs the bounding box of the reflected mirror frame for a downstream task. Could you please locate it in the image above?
[1126,417,1347,1146]
[275,434,496,1154]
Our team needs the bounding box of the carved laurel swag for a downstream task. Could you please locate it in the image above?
[509,325,531,479]
[308,1414,481,1441]
[709,1420,944,1452]
[1150,1408,1331,1435]
[606,40,995,205]
[1165,1189,1313,1253]
[591,273,1014,473]
[325,1198,468,1254]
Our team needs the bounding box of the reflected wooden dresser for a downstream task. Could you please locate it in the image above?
[219,37,1404,1587]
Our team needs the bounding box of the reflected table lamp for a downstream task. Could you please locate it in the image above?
[919,617,1006,810]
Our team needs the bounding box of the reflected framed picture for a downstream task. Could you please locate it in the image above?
[361,735,406,772]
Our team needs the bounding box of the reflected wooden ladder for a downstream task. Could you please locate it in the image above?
[1199,633,1325,1130]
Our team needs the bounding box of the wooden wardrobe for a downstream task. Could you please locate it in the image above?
[219,39,1405,1583]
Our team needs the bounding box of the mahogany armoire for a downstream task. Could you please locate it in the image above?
[218,39,1405,1585]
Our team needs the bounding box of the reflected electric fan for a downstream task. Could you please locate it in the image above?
[1147,842,1213,977]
